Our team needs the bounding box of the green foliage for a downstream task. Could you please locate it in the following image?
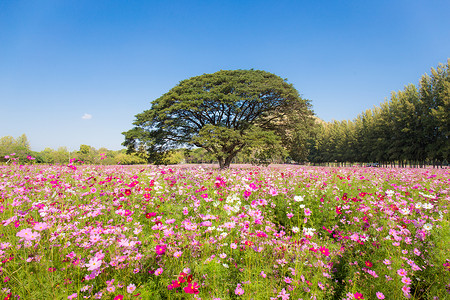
[309,60,450,166]
[113,152,147,165]
[123,69,314,169]
[0,134,33,163]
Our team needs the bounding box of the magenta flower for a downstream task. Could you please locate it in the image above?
[168,280,180,290]
[155,244,167,255]
[319,246,330,256]
[353,292,364,299]
[376,292,385,299]
[184,282,199,294]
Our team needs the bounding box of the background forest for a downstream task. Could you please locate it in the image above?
[1,61,448,167]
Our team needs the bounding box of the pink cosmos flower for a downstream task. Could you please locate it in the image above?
[29,231,40,241]
[279,288,290,300]
[33,222,49,231]
[113,295,124,300]
[68,293,77,299]
[16,228,33,240]
[107,285,116,293]
[127,283,136,293]
[397,268,407,277]
[401,277,412,285]
[235,284,244,295]
[376,292,385,299]
[85,257,102,271]
[154,267,163,276]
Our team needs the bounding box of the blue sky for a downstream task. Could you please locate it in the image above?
[1,0,449,151]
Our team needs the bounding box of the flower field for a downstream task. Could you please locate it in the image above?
[1,164,449,300]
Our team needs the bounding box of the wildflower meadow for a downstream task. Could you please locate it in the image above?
[1,162,449,299]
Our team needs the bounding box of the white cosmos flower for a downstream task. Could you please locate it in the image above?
[419,192,434,199]
[423,203,433,209]
[294,195,304,202]
[303,227,316,236]
[415,202,423,209]
[399,208,410,215]
[292,226,300,233]
[423,223,432,231]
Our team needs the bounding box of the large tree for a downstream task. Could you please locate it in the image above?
[123,69,313,169]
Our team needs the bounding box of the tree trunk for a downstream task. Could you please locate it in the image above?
[218,157,225,169]
[218,154,236,170]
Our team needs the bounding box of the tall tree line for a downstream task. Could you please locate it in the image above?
[309,60,449,167]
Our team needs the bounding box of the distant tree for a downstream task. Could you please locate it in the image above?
[421,61,450,162]
[39,148,55,164]
[0,134,33,163]
[75,144,97,164]
[123,69,314,169]
[16,134,30,150]
[0,136,16,162]
[114,151,147,165]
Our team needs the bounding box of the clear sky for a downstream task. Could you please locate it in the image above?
[1,0,449,152]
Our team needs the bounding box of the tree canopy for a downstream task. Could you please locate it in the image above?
[123,69,314,169]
